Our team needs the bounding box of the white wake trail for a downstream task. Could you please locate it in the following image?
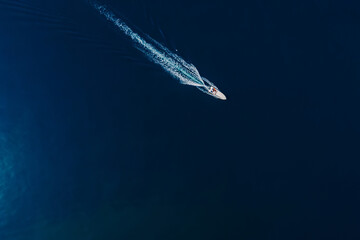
[93,3,205,87]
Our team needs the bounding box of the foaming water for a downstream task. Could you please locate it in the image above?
[92,2,205,87]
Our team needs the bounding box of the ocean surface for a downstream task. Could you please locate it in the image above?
[1,0,360,239]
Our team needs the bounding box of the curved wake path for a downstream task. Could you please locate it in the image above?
[93,3,205,87]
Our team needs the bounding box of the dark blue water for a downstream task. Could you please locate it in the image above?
[1,0,360,239]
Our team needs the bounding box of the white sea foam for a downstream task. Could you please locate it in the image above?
[93,3,205,87]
